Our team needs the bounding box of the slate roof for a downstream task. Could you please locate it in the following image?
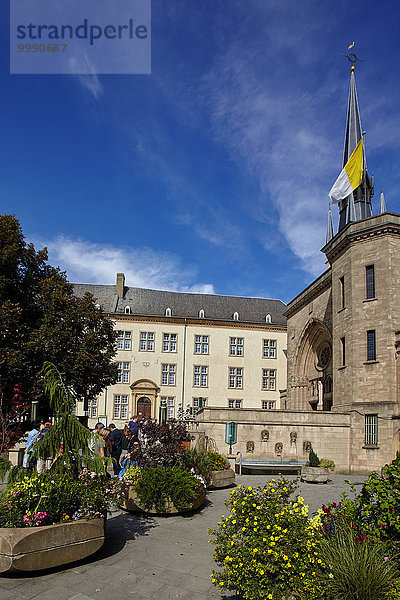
[73,283,287,326]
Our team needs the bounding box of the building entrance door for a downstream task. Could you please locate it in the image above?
[137,396,151,419]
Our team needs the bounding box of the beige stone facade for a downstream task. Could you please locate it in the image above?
[285,213,400,473]
[73,277,287,429]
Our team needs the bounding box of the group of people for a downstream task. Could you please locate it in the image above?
[23,415,146,477]
[90,416,142,476]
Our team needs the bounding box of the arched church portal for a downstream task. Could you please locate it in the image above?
[293,320,333,411]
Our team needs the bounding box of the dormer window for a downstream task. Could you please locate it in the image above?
[165,307,172,317]
[199,309,205,318]
[95,303,100,310]
[265,314,271,323]
[125,305,131,314]
[233,312,239,321]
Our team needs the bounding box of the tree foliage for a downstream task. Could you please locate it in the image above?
[0,214,117,415]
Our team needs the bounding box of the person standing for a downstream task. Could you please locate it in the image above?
[23,422,40,468]
[36,422,52,473]
[109,423,123,475]
[88,422,105,454]
[128,415,139,441]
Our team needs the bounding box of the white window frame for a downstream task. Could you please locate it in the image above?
[116,362,130,384]
[230,337,244,356]
[140,331,155,351]
[88,398,98,418]
[161,364,176,386]
[229,367,243,389]
[194,335,209,354]
[113,394,128,420]
[117,330,132,351]
[262,400,275,410]
[194,365,208,387]
[162,333,177,353]
[263,339,277,358]
[193,397,207,415]
[262,369,276,390]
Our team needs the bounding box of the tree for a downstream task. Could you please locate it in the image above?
[0,214,117,416]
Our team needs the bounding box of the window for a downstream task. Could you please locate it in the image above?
[116,362,130,384]
[165,307,172,317]
[228,399,242,408]
[140,332,154,351]
[199,309,205,318]
[262,369,276,390]
[265,314,272,323]
[340,337,346,367]
[367,330,376,361]
[117,331,132,350]
[125,305,131,314]
[366,265,375,299]
[262,400,275,410]
[230,337,244,356]
[339,276,345,309]
[162,333,177,352]
[161,397,175,419]
[365,414,378,445]
[194,365,208,387]
[193,397,207,415]
[161,364,176,386]
[233,311,239,321]
[194,335,209,354]
[263,339,277,358]
[229,367,243,388]
[88,398,98,418]
[113,394,128,420]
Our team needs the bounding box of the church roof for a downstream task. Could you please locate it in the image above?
[74,282,287,326]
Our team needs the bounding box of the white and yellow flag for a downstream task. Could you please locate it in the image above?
[329,139,363,204]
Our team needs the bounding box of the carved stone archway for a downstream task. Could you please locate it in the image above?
[292,319,333,411]
[130,379,160,420]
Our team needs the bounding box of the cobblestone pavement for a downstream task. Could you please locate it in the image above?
[0,473,366,600]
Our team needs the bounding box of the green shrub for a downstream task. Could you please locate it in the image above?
[319,521,399,600]
[207,451,230,472]
[319,459,335,471]
[181,448,212,484]
[209,478,326,600]
[355,452,400,543]
[134,466,203,512]
[308,447,320,467]
[0,469,119,527]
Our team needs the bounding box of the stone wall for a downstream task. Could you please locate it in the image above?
[193,407,352,473]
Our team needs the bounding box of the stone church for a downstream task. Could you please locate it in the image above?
[195,65,400,473]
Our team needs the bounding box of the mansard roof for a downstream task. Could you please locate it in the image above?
[73,282,287,326]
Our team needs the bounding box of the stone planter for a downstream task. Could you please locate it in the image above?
[0,518,105,574]
[119,484,206,514]
[301,466,330,483]
[209,468,235,488]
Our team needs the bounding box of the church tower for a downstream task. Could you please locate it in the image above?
[337,66,374,231]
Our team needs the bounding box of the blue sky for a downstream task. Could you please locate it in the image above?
[1,1,400,304]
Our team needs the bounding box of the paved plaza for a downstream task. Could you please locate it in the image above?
[0,473,366,600]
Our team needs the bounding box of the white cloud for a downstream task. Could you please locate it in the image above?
[69,52,103,99]
[31,235,214,294]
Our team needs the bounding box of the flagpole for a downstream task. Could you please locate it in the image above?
[362,131,367,218]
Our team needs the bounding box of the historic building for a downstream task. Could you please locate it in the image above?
[74,273,287,429]
[193,64,400,473]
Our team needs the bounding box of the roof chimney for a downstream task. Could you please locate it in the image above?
[116,272,125,298]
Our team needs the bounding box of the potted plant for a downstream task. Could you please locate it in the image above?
[0,362,118,573]
[301,447,333,484]
[206,451,235,488]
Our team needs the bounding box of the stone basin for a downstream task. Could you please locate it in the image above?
[0,518,105,574]
[119,484,206,514]
[209,468,235,488]
[301,466,330,483]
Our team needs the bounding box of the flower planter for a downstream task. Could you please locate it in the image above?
[119,484,206,514]
[209,468,235,489]
[0,518,105,574]
[301,466,330,483]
